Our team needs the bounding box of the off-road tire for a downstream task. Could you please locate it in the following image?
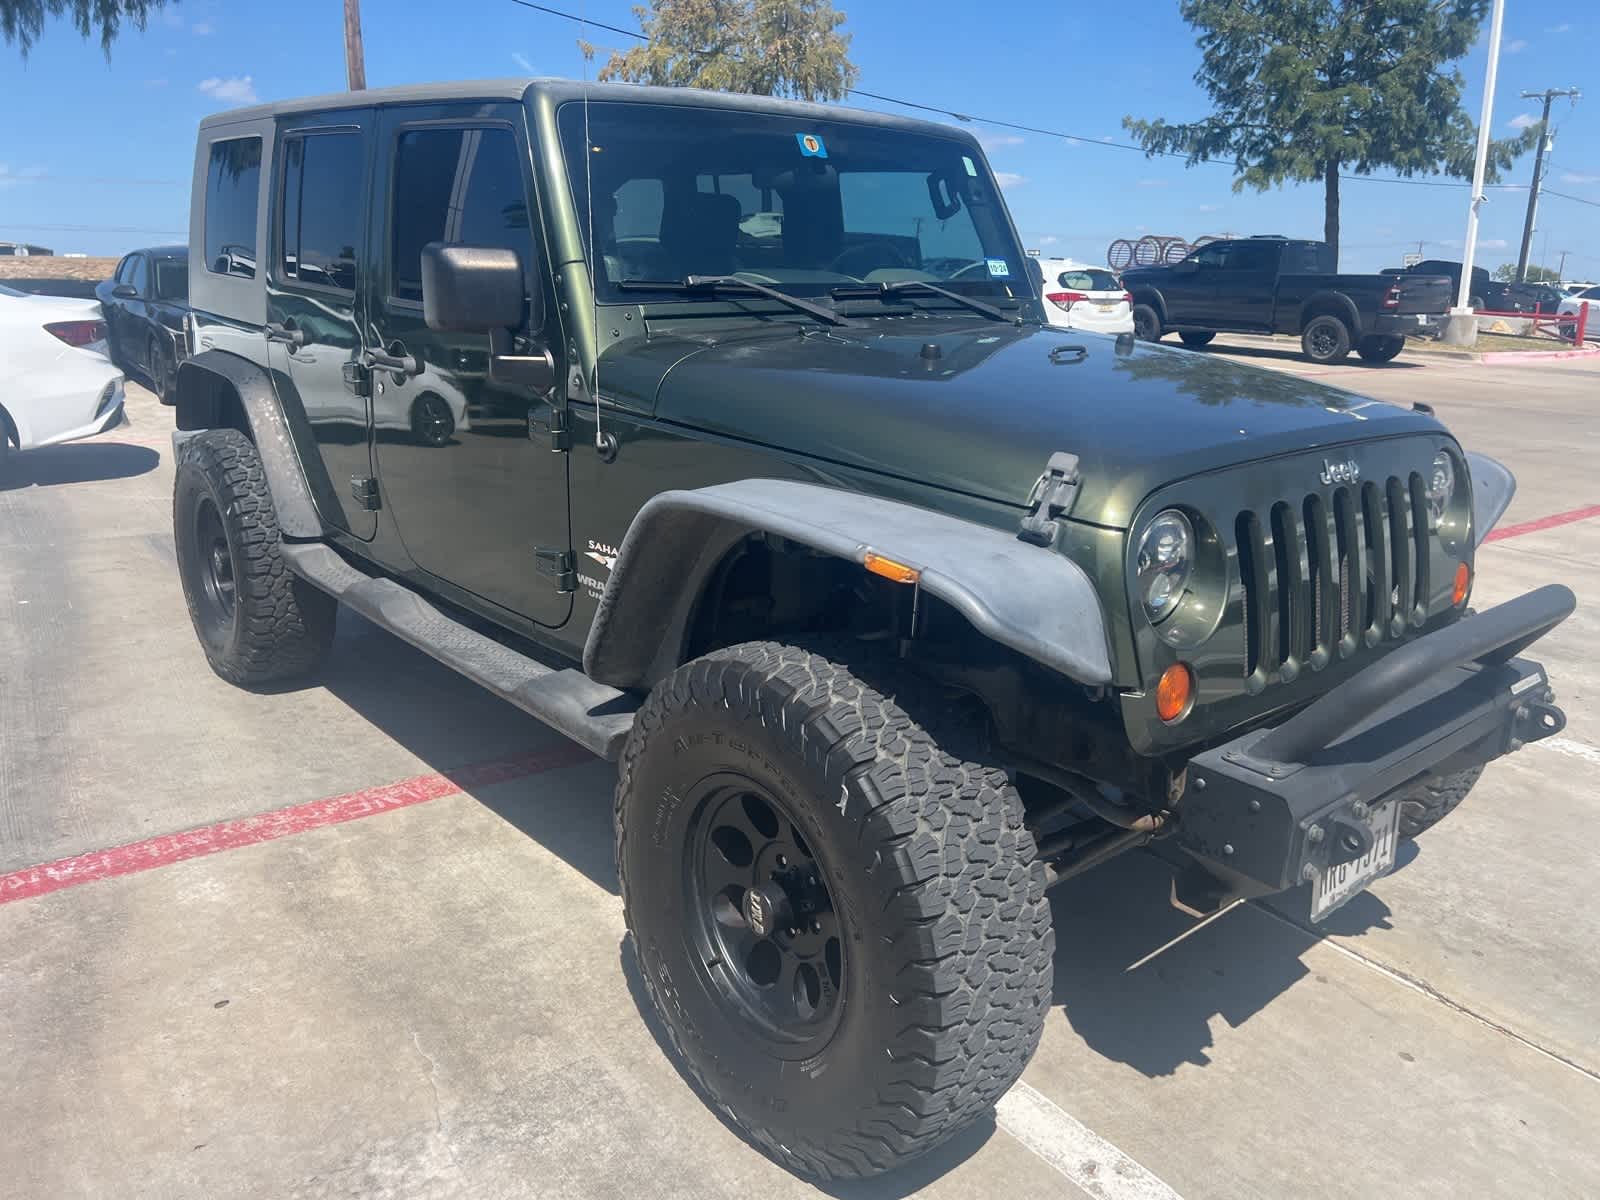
[615,641,1054,1180]
[173,428,335,686]
[1302,314,1352,364]
[1132,303,1163,342]
[1357,334,1405,364]
[1179,330,1215,348]
[1397,767,1484,839]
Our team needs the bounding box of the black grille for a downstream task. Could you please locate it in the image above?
[1235,474,1431,689]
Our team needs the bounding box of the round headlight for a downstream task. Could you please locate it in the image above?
[1427,451,1456,524]
[1137,509,1193,622]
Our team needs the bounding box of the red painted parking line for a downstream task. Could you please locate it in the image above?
[0,743,594,907]
[1484,504,1600,544]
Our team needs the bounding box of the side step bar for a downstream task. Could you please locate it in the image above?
[281,542,638,761]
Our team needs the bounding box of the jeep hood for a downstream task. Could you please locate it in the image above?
[624,318,1444,528]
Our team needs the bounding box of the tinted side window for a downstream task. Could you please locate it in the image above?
[115,255,136,284]
[129,255,150,294]
[1227,243,1275,271]
[391,126,531,302]
[155,259,189,301]
[281,132,362,292]
[204,136,262,278]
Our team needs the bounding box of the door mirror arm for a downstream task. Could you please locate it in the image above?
[489,327,556,395]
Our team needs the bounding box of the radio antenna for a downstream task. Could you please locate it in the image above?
[580,5,605,454]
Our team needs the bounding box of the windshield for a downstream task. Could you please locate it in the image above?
[557,100,1029,305]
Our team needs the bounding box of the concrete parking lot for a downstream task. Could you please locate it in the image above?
[3,346,1599,1199]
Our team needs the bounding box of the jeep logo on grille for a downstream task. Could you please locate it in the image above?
[1319,457,1361,486]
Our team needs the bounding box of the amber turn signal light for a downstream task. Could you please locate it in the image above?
[863,550,920,585]
[1156,663,1194,723]
[1452,562,1471,606]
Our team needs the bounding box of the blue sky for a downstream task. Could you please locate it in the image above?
[3,0,1596,278]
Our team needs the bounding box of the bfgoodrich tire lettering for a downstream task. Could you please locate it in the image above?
[1398,766,1483,838]
[174,428,335,685]
[615,641,1054,1180]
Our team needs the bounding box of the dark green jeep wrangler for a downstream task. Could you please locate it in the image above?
[170,80,1572,1179]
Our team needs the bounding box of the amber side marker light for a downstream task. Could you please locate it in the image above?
[1156,663,1194,723]
[863,550,921,585]
[1453,562,1471,606]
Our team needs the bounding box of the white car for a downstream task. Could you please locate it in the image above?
[0,284,126,471]
[1035,258,1134,333]
[1557,284,1600,341]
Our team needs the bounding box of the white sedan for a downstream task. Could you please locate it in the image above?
[1035,258,1134,334]
[0,284,126,473]
[1557,284,1600,341]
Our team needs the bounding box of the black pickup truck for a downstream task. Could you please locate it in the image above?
[1124,236,1451,364]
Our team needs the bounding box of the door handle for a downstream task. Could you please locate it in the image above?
[265,321,305,348]
[364,345,420,377]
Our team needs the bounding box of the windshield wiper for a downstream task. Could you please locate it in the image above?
[617,276,856,327]
[875,280,1014,322]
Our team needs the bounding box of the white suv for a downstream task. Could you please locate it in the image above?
[1036,258,1133,333]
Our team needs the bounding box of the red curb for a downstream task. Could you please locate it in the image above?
[1477,346,1600,365]
[1484,504,1600,544]
[0,743,594,906]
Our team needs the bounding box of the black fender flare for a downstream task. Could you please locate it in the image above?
[1466,451,1516,544]
[1299,290,1363,339]
[172,350,322,539]
[1130,287,1168,324]
[583,479,1114,690]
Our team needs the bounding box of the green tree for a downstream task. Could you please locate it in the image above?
[1124,1,1538,267]
[1493,262,1558,283]
[597,0,857,101]
[2,0,169,56]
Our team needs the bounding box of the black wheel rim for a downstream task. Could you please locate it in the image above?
[1135,311,1155,340]
[685,774,846,1056]
[194,497,237,637]
[416,396,451,446]
[1309,325,1337,357]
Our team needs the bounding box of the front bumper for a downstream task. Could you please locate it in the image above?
[1171,585,1574,917]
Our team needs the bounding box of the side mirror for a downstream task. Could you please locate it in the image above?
[112,283,139,299]
[421,243,539,333]
[1174,259,1199,275]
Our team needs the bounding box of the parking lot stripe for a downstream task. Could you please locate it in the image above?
[995,1081,1183,1200]
[1483,503,1600,543]
[0,744,593,907]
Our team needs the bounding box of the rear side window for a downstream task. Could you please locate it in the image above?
[203,136,262,279]
[390,126,531,302]
[280,132,363,292]
[154,259,188,301]
[1058,268,1120,291]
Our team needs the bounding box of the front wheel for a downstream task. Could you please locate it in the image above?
[1132,303,1163,342]
[616,642,1054,1180]
[1357,334,1405,364]
[410,392,456,447]
[1301,314,1351,363]
[1398,767,1484,839]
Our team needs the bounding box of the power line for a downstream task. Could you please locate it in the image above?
[0,223,186,235]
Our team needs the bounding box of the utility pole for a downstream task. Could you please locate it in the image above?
[344,0,367,91]
[1445,0,1503,345]
[1556,249,1570,280]
[1514,87,1580,282]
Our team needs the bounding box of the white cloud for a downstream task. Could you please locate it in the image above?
[198,75,259,105]
[1099,136,1114,143]
[0,164,48,190]
[1136,179,1169,189]
[1477,238,1508,251]
[1503,38,1527,54]
[1198,202,1221,213]
[192,20,215,35]
[161,8,183,28]
[993,171,1026,188]
[1545,23,1570,33]
[978,132,1024,150]
[1508,112,1539,130]
[1035,235,1059,246]
[1560,172,1599,185]
[512,52,535,73]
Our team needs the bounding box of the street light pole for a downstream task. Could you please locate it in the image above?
[344,0,367,91]
[1444,0,1504,346]
[1514,87,1581,282]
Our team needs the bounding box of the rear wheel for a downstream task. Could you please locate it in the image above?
[1357,334,1405,364]
[410,392,455,447]
[1132,303,1163,342]
[1178,331,1215,348]
[147,334,173,401]
[174,429,336,686]
[616,641,1054,1180]
[1398,767,1484,838]
[1301,314,1351,364]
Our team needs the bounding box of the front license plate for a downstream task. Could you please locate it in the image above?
[1309,802,1400,921]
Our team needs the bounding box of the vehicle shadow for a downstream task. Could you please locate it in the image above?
[1048,847,1398,1077]
[1195,340,1428,370]
[1,442,160,490]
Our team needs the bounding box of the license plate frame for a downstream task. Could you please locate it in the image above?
[1309,802,1400,921]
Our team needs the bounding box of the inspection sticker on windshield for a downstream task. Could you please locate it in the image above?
[796,132,827,158]
[986,258,1011,278]
[962,155,978,177]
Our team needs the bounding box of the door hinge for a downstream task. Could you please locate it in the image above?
[535,547,577,594]
[350,475,381,511]
[1017,452,1081,548]
[528,403,571,452]
[342,360,372,398]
